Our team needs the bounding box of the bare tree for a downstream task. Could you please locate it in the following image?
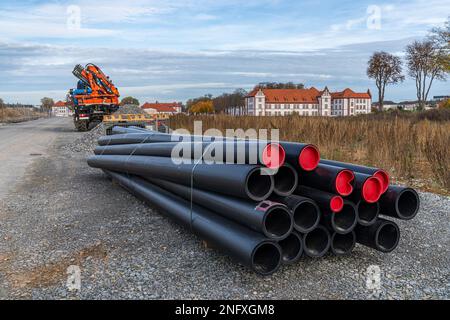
[0,97,4,109]
[367,52,404,111]
[405,40,447,109]
[429,17,450,73]
[40,97,55,113]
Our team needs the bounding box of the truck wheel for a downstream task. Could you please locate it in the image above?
[75,120,89,132]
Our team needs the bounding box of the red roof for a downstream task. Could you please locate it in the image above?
[54,100,66,107]
[331,88,371,99]
[247,87,371,102]
[247,88,321,103]
[141,102,181,113]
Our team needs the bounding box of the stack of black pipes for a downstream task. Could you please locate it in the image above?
[87,126,420,275]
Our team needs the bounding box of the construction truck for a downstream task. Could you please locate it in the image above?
[67,63,121,131]
[67,63,170,133]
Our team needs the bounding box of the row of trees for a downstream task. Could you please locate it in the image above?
[0,98,36,109]
[368,19,449,110]
[254,82,304,89]
[186,88,248,114]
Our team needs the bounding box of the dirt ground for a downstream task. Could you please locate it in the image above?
[0,117,448,299]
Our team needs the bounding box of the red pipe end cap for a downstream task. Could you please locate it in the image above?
[335,169,354,196]
[262,143,286,169]
[330,196,344,213]
[362,177,383,203]
[373,170,390,194]
[298,145,320,171]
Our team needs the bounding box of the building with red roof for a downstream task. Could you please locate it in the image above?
[246,87,372,117]
[51,100,73,117]
[140,102,183,115]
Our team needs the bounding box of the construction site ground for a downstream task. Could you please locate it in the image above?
[0,117,448,299]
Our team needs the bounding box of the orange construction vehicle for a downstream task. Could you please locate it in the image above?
[67,63,120,131]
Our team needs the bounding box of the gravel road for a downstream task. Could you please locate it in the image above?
[0,117,449,300]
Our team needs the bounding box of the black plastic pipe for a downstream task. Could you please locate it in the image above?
[355,218,400,252]
[278,231,303,264]
[104,170,282,275]
[128,126,150,132]
[350,172,383,204]
[302,225,331,258]
[356,200,379,226]
[87,155,274,201]
[272,163,298,196]
[98,132,217,146]
[95,140,286,169]
[277,142,320,172]
[102,128,320,171]
[320,159,390,194]
[330,231,356,256]
[270,194,320,233]
[298,163,355,196]
[296,186,344,213]
[378,185,420,220]
[321,200,358,235]
[146,177,293,240]
[111,126,147,135]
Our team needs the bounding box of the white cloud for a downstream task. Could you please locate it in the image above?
[193,13,218,21]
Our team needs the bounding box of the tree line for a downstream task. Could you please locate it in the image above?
[368,18,449,110]
[186,89,245,114]
[0,98,36,110]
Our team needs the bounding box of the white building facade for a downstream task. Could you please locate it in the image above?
[246,87,372,117]
[51,101,73,117]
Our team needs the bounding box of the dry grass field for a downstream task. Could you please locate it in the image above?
[0,108,46,123]
[170,110,450,194]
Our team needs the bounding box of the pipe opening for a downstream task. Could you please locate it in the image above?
[303,227,330,257]
[262,143,286,169]
[252,242,282,275]
[335,169,354,196]
[332,203,357,233]
[374,170,390,194]
[298,145,320,171]
[362,176,382,203]
[264,207,293,239]
[273,165,298,196]
[293,201,320,233]
[330,196,344,213]
[331,232,355,255]
[357,201,379,226]
[376,222,400,252]
[396,189,420,220]
[278,233,303,263]
[245,168,274,201]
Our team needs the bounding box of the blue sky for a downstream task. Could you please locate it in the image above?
[0,0,448,104]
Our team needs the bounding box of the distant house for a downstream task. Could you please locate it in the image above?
[433,95,450,102]
[140,102,183,115]
[397,101,421,111]
[372,100,438,111]
[51,101,73,117]
[245,87,371,116]
[372,101,399,110]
